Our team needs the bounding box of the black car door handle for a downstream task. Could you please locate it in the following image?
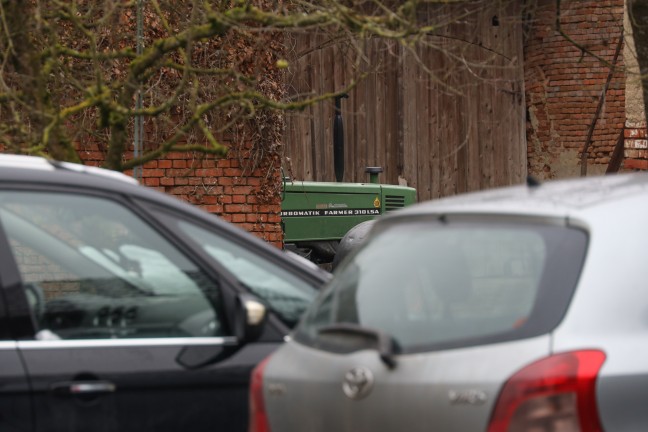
[51,381,117,395]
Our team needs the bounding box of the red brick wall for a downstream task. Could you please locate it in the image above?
[524,0,626,179]
[624,125,648,170]
[78,145,283,248]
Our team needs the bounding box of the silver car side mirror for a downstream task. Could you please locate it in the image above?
[235,294,267,343]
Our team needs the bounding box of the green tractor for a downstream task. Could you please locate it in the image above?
[281,172,416,264]
[281,95,417,265]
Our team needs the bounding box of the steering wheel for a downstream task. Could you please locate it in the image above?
[24,282,46,322]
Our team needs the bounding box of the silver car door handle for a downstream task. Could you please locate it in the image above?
[51,381,117,395]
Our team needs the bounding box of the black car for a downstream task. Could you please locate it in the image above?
[0,155,329,432]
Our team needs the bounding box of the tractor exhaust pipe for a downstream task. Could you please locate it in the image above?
[334,94,348,182]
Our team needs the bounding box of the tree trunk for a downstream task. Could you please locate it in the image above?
[2,0,80,162]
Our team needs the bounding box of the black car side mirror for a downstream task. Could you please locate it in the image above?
[176,294,267,369]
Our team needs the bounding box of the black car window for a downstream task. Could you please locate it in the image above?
[295,218,587,353]
[0,192,228,340]
[169,218,318,327]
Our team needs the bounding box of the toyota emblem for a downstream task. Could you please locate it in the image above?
[342,367,374,400]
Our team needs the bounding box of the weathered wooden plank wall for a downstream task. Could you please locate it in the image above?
[283,2,526,202]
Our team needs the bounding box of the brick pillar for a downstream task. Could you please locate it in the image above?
[621,2,648,172]
[623,122,648,170]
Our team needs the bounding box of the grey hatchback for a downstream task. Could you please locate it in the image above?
[251,173,648,432]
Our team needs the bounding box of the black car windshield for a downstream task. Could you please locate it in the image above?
[295,217,588,353]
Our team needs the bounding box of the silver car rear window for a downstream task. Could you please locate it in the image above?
[295,218,587,354]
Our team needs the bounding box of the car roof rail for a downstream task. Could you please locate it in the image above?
[0,154,139,185]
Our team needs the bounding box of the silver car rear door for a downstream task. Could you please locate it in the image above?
[264,335,551,432]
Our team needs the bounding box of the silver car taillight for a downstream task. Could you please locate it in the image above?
[487,350,606,432]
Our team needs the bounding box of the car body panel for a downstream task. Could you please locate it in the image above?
[391,173,648,219]
[0,342,32,432]
[0,207,33,432]
[548,196,648,432]
[18,339,277,431]
[264,336,551,432]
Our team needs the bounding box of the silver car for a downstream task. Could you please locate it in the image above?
[250,173,648,432]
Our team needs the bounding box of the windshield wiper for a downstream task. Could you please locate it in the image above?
[318,323,400,370]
